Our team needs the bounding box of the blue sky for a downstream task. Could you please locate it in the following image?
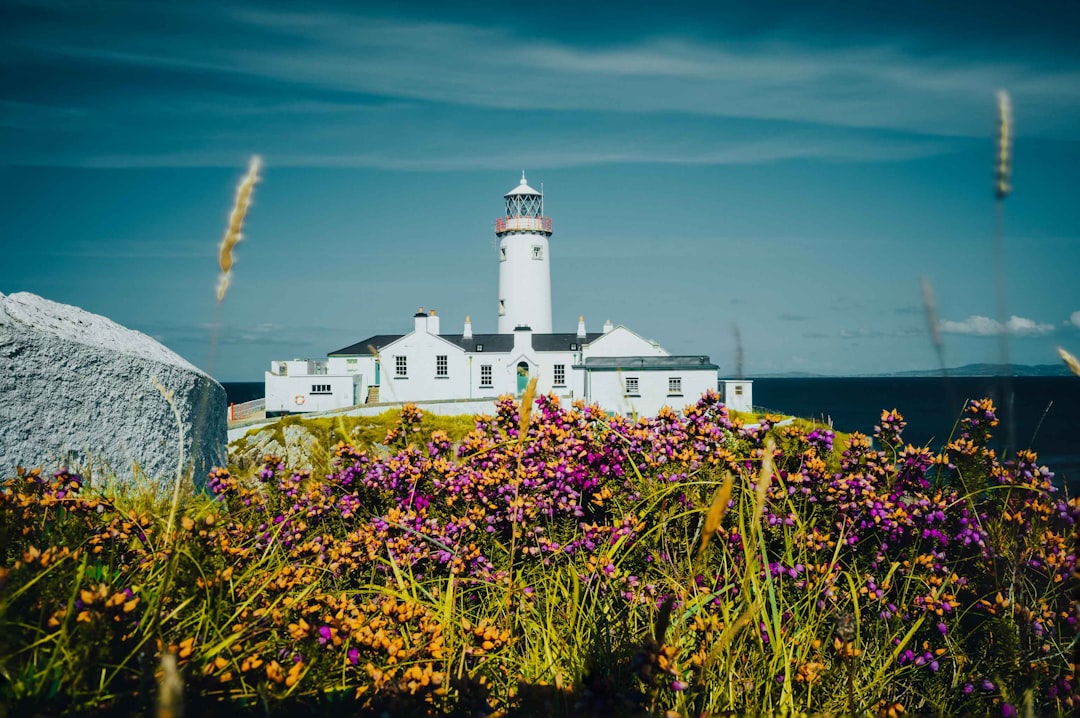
[2,0,1079,379]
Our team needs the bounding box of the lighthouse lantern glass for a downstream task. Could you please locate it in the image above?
[506,194,542,218]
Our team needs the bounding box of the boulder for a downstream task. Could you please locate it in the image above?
[0,291,226,488]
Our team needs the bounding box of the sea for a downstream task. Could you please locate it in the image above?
[222,377,1079,491]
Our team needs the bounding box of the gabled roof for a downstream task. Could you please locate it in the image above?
[328,335,404,356]
[532,332,604,351]
[329,332,605,356]
[578,355,718,371]
[439,334,515,352]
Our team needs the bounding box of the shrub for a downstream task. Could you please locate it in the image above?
[0,392,1075,716]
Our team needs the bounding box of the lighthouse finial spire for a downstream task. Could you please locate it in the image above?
[521,170,527,184]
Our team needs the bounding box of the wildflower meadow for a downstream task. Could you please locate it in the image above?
[1,390,1076,716]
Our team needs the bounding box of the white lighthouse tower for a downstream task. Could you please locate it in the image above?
[496,172,553,334]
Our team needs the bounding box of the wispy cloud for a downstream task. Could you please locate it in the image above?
[938,314,1055,337]
[200,9,1080,136]
[839,327,884,339]
[1069,310,1080,329]
[4,2,1079,168]
[43,239,213,259]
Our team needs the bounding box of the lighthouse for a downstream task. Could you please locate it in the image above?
[496,172,553,334]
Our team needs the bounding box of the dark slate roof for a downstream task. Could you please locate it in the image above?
[329,332,605,356]
[438,334,515,352]
[578,355,718,371]
[328,335,404,356]
[532,332,604,351]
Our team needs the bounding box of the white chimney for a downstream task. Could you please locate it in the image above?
[463,315,473,339]
[513,324,533,354]
[414,307,429,334]
[577,314,587,338]
[602,319,614,334]
[428,308,440,335]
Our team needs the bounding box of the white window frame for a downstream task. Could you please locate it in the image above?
[480,364,493,387]
[668,377,682,395]
[436,354,448,377]
[625,377,639,396]
[553,364,566,386]
[395,355,407,378]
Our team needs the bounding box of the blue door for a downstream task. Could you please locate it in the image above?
[516,362,529,394]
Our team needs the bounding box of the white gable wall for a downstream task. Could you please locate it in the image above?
[378,331,468,403]
[583,326,669,358]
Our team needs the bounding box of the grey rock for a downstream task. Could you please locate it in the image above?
[0,291,226,488]
[228,423,317,473]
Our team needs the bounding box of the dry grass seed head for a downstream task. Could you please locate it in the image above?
[996,89,1013,200]
[1057,346,1080,377]
[518,376,538,435]
[216,155,262,302]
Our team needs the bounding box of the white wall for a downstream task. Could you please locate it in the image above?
[585,368,717,418]
[532,350,579,400]
[377,331,469,403]
[265,371,361,414]
[583,326,669,358]
[497,231,552,333]
[720,380,754,413]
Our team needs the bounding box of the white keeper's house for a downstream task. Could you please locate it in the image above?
[265,173,752,418]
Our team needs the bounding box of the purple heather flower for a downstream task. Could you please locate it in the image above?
[1001,703,1017,718]
[671,680,689,691]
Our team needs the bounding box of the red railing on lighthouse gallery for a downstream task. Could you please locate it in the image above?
[495,216,553,233]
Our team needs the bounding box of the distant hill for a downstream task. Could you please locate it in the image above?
[745,371,830,379]
[749,364,1072,379]
[882,363,1072,378]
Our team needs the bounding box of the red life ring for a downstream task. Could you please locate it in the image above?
[294,395,306,405]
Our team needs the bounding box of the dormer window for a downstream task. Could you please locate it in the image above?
[570,343,577,351]
[475,344,483,352]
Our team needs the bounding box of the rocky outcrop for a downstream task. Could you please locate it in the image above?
[228,423,320,472]
[0,292,226,488]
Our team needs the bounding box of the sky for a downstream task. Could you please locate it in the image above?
[2,0,1079,380]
